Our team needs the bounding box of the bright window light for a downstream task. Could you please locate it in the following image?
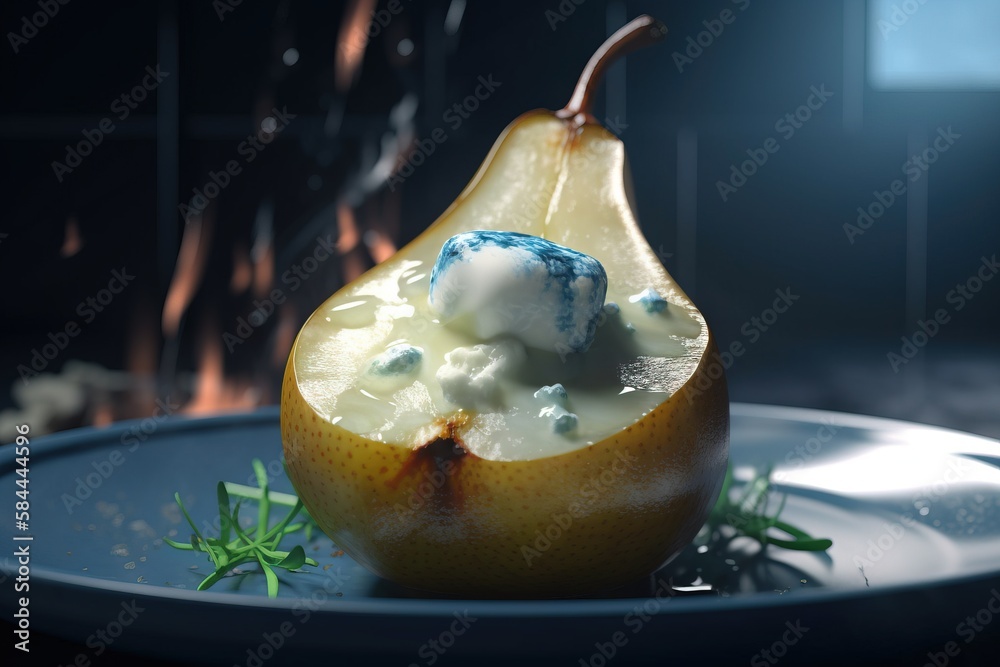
[868,0,1000,89]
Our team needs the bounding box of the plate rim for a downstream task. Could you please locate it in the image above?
[4,402,999,618]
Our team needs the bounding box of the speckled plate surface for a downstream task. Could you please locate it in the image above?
[2,404,999,665]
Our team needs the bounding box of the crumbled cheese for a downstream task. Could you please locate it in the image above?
[436,339,526,408]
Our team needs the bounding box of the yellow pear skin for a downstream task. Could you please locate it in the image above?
[281,16,729,598]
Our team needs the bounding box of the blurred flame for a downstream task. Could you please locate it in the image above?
[126,298,159,416]
[364,229,397,264]
[60,216,83,257]
[343,252,367,283]
[163,210,214,339]
[273,303,298,369]
[90,402,114,428]
[364,193,400,264]
[335,0,377,92]
[183,317,259,415]
[337,203,368,282]
[252,200,275,298]
[252,236,274,299]
[231,242,253,293]
[336,202,360,253]
[57,8,421,426]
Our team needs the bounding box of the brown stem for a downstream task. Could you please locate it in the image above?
[557,15,667,126]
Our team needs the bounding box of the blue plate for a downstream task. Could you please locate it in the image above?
[3,404,999,665]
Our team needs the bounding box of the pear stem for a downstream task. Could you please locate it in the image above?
[557,15,667,126]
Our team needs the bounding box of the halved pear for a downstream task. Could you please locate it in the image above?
[281,16,728,597]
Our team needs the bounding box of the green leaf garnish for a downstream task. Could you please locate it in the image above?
[167,458,829,598]
[164,459,319,597]
[708,463,833,552]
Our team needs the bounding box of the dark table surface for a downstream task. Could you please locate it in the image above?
[6,622,1000,666]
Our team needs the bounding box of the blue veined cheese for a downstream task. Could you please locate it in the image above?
[533,383,569,405]
[428,231,608,354]
[542,406,578,434]
[367,344,423,376]
[629,287,668,314]
[533,383,578,435]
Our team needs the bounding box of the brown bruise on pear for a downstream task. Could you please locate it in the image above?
[281,15,730,597]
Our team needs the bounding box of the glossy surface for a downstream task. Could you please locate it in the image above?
[291,115,705,461]
[3,405,999,664]
[282,332,728,596]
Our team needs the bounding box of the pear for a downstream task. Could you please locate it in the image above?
[281,16,729,598]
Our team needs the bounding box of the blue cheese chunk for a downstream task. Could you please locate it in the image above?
[533,383,578,435]
[368,344,423,376]
[629,288,668,314]
[428,231,608,354]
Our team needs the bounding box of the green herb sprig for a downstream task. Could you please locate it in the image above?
[164,459,319,597]
[708,463,833,552]
[167,459,828,597]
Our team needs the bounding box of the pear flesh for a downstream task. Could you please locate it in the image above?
[291,115,706,462]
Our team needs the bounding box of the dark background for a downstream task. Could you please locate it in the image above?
[1,0,999,439]
[1,1,999,665]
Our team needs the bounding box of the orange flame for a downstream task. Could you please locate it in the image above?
[163,210,214,339]
[231,242,252,294]
[335,0,378,92]
[126,297,160,417]
[183,317,259,415]
[252,237,274,299]
[60,216,83,257]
